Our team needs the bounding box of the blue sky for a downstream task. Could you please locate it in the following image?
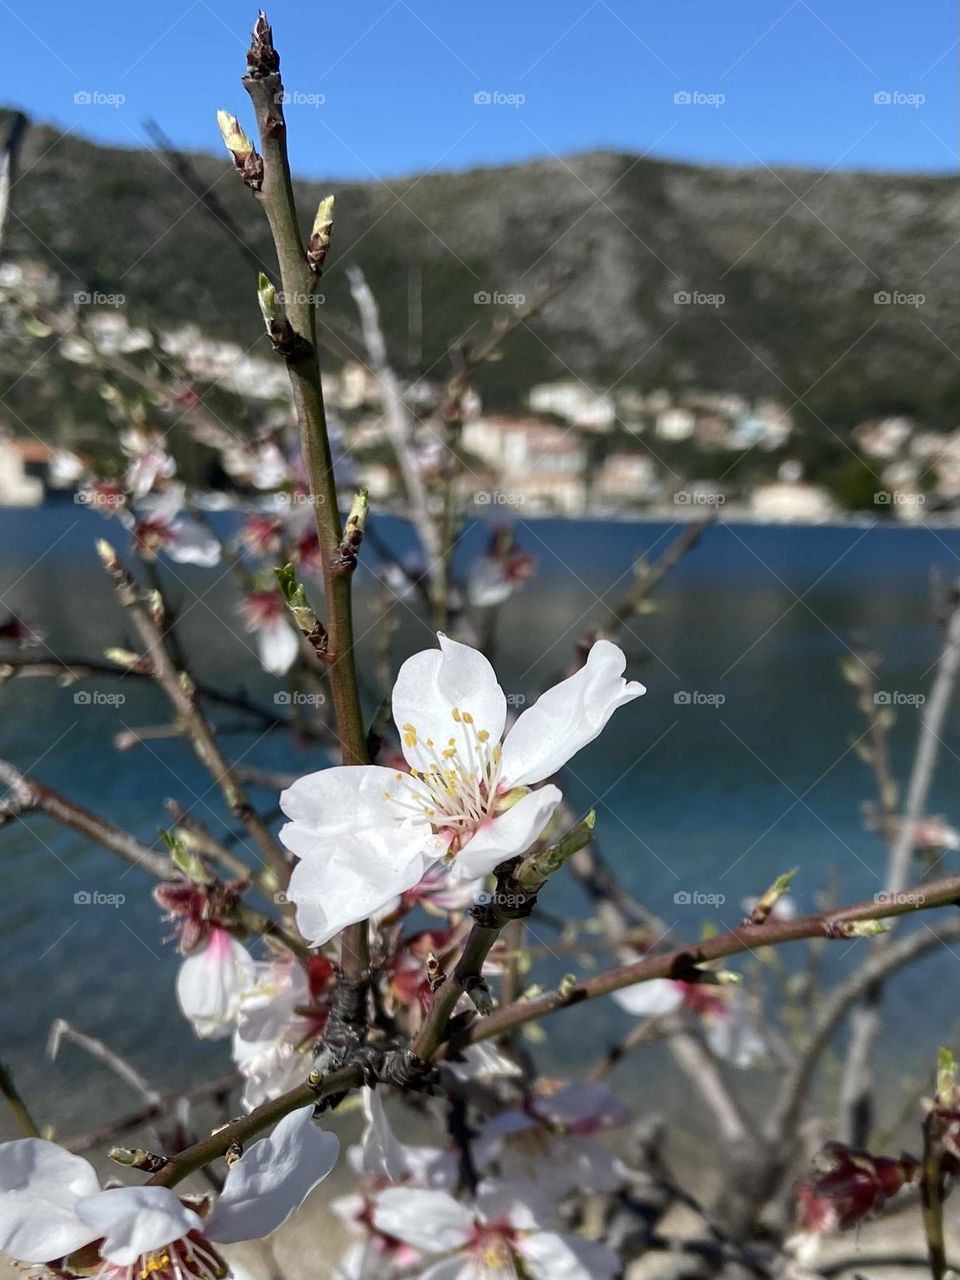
[1,0,956,180]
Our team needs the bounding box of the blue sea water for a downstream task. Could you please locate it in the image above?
[1,504,959,1139]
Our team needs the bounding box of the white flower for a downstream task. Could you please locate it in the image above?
[232,956,327,1110]
[240,591,299,676]
[475,1083,628,1199]
[613,978,767,1068]
[349,1089,456,1189]
[279,635,645,946]
[0,1109,338,1273]
[372,1183,619,1280]
[121,427,176,498]
[133,485,221,567]
[176,926,255,1040]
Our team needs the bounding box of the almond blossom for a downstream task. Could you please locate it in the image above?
[0,1107,339,1278]
[612,976,768,1068]
[132,485,221,568]
[279,635,645,946]
[371,1183,619,1280]
[175,926,255,1040]
[239,590,299,676]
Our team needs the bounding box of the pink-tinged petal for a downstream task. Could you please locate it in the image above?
[287,832,441,948]
[372,1187,474,1253]
[279,766,400,852]
[206,1106,339,1244]
[75,1187,201,1265]
[0,1139,100,1263]
[704,990,767,1068]
[392,634,506,774]
[500,640,645,787]
[453,785,562,881]
[257,618,299,676]
[176,928,255,1040]
[611,977,684,1018]
[518,1230,620,1280]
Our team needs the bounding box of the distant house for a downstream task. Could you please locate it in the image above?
[750,482,836,522]
[655,407,695,441]
[528,380,615,431]
[0,437,46,506]
[594,452,658,505]
[852,416,914,459]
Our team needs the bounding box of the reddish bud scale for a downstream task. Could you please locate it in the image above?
[794,1142,919,1233]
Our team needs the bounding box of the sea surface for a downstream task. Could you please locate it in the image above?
[2,503,959,1142]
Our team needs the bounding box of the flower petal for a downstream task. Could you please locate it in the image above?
[206,1106,340,1244]
[279,766,401,856]
[257,618,299,676]
[75,1187,201,1266]
[166,517,221,567]
[392,635,506,774]
[611,977,684,1018]
[286,831,440,947]
[0,1139,100,1263]
[372,1187,474,1253]
[453,785,562,881]
[176,928,255,1040]
[518,1230,620,1280]
[499,640,645,787]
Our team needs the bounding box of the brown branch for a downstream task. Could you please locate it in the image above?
[239,12,369,980]
[96,540,290,889]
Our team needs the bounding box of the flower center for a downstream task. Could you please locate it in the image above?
[96,1232,227,1280]
[387,706,504,851]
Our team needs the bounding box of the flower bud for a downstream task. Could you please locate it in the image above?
[217,110,264,189]
[306,195,335,273]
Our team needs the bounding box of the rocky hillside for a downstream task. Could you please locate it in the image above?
[4,112,960,426]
